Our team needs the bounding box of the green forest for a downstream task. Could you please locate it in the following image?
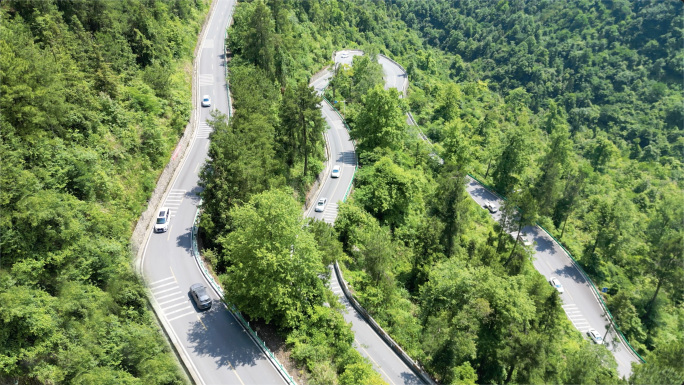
[200,0,682,384]
[2,0,682,384]
[1,0,207,383]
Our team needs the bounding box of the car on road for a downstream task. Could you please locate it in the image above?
[587,328,603,344]
[201,95,211,107]
[190,283,212,310]
[340,52,349,59]
[550,277,564,294]
[331,165,341,178]
[315,198,327,212]
[154,207,170,233]
[483,203,498,213]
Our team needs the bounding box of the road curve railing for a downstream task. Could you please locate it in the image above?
[319,60,434,384]
[133,1,296,382]
[466,172,646,365]
[343,49,644,373]
[190,205,297,385]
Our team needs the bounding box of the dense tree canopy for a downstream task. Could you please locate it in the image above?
[316,0,682,382]
[218,190,326,328]
[1,0,206,383]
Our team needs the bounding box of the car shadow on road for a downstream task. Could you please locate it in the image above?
[467,185,497,201]
[186,186,203,204]
[174,229,193,254]
[336,150,357,166]
[186,306,267,370]
[400,371,424,385]
[553,264,588,285]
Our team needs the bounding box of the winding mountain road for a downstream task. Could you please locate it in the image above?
[309,50,425,385]
[139,1,288,383]
[371,52,640,378]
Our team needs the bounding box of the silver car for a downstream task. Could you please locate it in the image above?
[190,283,212,310]
[315,198,327,212]
[483,203,498,213]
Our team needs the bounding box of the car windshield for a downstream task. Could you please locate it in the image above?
[317,201,324,206]
[156,217,166,224]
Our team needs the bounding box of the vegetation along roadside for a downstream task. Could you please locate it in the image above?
[1,0,210,383]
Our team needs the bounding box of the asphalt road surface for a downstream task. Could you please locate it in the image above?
[141,1,287,383]
[465,179,638,378]
[308,51,425,385]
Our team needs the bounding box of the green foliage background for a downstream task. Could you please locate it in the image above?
[314,0,683,383]
[1,0,207,383]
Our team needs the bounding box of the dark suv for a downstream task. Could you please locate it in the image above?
[190,283,212,310]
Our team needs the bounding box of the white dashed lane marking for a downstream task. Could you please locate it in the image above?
[149,276,174,286]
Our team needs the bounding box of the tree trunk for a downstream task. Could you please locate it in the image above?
[644,276,663,318]
[504,237,518,267]
[485,157,493,179]
[560,211,570,238]
[504,221,524,266]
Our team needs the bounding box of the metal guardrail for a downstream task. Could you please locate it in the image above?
[322,93,432,384]
[190,205,298,385]
[322,97,358,202]
[333,262,435,385]
[180,23,297,385]
[465,175,646,364]
[535,224,646,363]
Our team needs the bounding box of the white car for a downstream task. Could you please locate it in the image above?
[340,52,349,59]
[154,207,170,233]
[549,277,564,294]
[587,329,603,344]
[315,198,327,212]
[483,203,498,213]
[331,165,341,178]
[201,95,211,107]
